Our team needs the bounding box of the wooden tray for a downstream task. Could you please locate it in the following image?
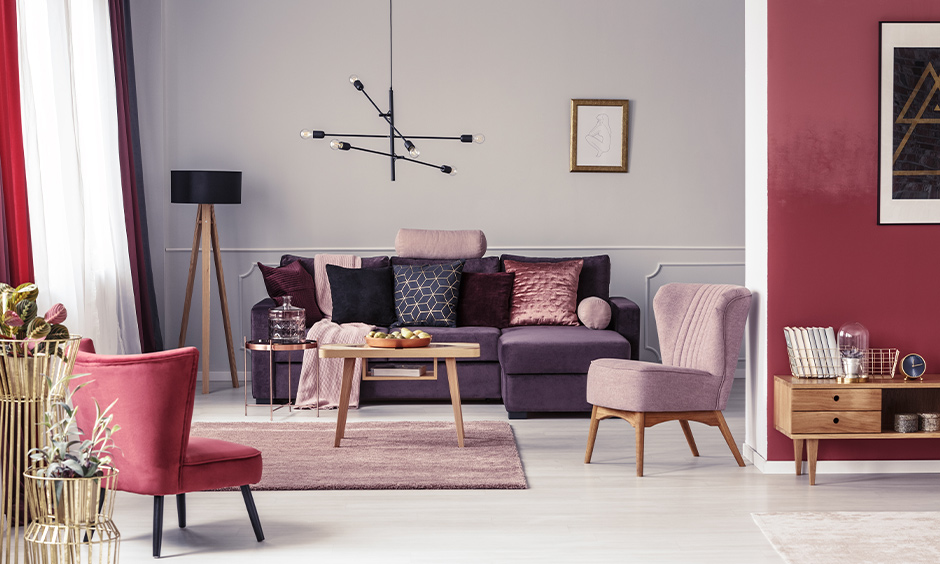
[365,336,432,349]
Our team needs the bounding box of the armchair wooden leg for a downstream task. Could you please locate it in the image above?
[153,496,164,558]
[241,485,265,542]
[585,405,600,464]
[634,412,645,477]
[714,411,745,467]
[176,493,186,528]
[679,420,699,457]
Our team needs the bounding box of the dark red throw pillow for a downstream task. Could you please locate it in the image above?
[456,272,515,328]
[258,260,323,326]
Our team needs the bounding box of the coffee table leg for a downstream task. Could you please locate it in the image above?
[334,357,356,447]
[445,357,465,448]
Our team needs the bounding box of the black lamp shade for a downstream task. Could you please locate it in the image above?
[171,170,242,204]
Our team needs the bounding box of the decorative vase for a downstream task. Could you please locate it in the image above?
[0,336,81,564]
[23,467,120,564]
[268,296,305,343]
[838,322,870,382]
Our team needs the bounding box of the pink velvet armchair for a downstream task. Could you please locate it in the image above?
[73,341,264,558]
[584,283,752,476]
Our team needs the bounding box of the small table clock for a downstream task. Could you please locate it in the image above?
[901,353,926,380]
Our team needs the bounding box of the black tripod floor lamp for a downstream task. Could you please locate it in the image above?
[171,170,241,394]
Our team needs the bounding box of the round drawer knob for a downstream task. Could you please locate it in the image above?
[833,417,839,424]
[833,395,840,402]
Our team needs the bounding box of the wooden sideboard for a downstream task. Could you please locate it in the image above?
[774,374,940,485]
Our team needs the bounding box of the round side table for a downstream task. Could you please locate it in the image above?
[244,339,318,420]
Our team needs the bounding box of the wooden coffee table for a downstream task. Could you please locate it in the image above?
[319,342,480,447]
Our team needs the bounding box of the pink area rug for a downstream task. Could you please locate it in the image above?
[189,420,527,490]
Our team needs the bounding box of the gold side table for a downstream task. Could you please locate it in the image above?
[244,339,317,420]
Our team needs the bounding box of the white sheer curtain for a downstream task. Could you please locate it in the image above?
[17,0,140,354]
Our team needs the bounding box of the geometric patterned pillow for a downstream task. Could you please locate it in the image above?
[391,260,464,327]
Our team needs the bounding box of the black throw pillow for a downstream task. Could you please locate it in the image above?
[326,264,396,326]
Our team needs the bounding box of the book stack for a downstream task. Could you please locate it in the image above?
[369,364,427,377]
[784,327,843,378]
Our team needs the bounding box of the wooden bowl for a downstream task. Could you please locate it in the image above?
[365,336,432,349]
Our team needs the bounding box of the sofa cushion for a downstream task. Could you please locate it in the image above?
[500,254,611,302]
[499,326,630,374]
[371,325,501,362]
[394,228,487,259]
[390,256,499,273]
[391,260,464,327]
[281,254,389,278]
[457,272,515,328]
[503,259,582,326]
[258,261,322,326]
[577,296,612,330]
[326,264,397,326]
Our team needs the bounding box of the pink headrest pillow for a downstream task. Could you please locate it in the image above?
[394,228,487,259]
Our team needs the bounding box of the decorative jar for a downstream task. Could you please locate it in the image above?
[919,413,940,432]
[268,296,305,343]
[894,413,918,433]
[838,322,870,378]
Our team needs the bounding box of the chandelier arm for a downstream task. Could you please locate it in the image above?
[343,143,450,171]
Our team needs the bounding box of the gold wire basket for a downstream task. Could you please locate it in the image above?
[786,346,899,379]
[23,467,120,564]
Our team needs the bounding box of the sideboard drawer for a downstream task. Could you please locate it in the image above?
[791,389,881,411]
[790,410,881,434]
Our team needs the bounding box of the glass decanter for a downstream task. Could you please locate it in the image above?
[268,295,305,343]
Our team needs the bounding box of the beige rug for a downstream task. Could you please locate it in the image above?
[190,420,527,490]
[753,512,940,564]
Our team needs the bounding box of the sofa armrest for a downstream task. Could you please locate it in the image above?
[607,296,640,360]
[251,298,276,341]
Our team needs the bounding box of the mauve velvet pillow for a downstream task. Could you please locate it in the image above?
[326,265,397,326]
[577,296,612,330]
[503,259,583,326]
[499,254,610,302]
[281,254,390,276]
[258,261,323,326]
[456,272,515,328]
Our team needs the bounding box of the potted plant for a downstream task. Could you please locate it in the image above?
[0,282,82,562]
[22,372,121,563]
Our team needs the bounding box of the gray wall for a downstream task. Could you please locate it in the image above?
[131,0,745,376]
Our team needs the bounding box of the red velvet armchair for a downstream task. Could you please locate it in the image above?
[73,341,264,558]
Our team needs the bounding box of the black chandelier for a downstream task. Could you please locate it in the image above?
[300,0,483,181]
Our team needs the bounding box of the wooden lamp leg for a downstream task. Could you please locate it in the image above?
[209,206,239,388]
[200,204,212,394]
[178,206,203,348]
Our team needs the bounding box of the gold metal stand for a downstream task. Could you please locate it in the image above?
[244,339,318,420]
[0,337,81,564]
[178,203,239,394]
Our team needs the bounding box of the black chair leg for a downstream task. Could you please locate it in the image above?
[240,485,264,542]
[176,493,186,528]
[153,496,164,558]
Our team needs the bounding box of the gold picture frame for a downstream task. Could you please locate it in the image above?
[570,99,629,172]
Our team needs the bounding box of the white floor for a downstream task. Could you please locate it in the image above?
[104,380,940,563]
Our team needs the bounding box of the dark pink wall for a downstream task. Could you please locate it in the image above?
[768,0,940,461]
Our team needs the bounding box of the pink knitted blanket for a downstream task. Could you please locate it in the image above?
[294,318,373,409]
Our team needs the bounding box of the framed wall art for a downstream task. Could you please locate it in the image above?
[879,22,940,224]
[570,99,629,172]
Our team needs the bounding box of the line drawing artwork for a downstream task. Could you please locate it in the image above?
[585,113,611,157]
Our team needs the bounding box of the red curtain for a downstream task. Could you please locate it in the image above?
[110,0,163,351]
[0,0,34,286]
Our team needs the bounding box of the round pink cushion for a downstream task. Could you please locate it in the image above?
[577,297,611,330]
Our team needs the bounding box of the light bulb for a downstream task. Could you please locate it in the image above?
[441,165,457,176]
[473,134,485,144]
[330,139,342,150]
[348,74,359,84]
[300,129,313,139]
[405,140,420,158]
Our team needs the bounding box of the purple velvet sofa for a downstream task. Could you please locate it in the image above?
[250,254,639,418]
